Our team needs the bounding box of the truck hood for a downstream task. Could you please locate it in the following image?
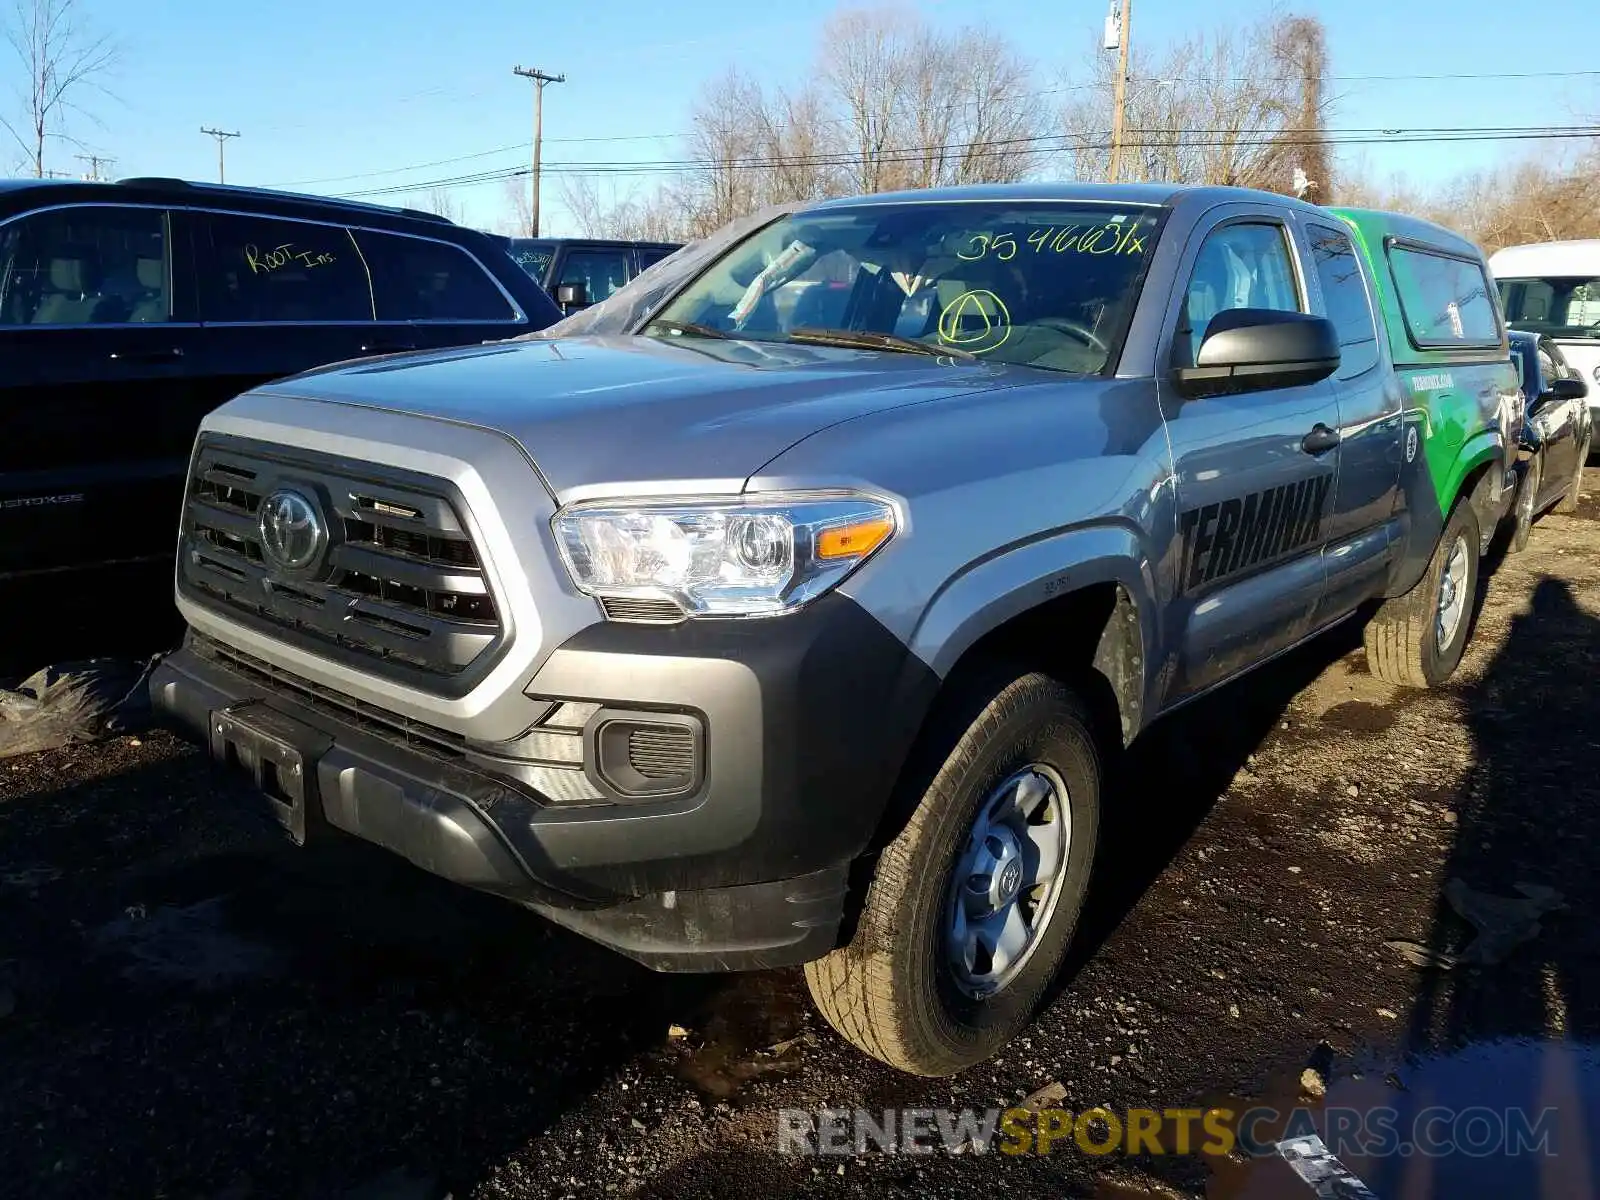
[256,334,1014,500]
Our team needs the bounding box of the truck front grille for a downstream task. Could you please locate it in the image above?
[179,436,506,690]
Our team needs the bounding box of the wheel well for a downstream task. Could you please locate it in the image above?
[840,582,1143,937]
[1458,459,1499,545]
[943,582,1140,750]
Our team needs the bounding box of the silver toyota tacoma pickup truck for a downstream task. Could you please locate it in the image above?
[152,184,1522,1075]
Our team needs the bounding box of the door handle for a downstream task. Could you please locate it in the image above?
[1301,423,1340,455]
[109,348,184,364]
[360,341,415,354]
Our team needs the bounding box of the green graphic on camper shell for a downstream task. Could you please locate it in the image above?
[1401,369,1501,508]
[1329,207,1518,514]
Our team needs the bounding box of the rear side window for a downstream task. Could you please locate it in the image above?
[197,213,374,323]
[1387,244,1500,348]
[0,206,171,326]
[1308,224,1379,378]
[351,231,517,322]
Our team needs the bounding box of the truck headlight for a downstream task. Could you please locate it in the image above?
[553,492,898,617]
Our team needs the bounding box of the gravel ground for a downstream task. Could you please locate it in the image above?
[3,470,1598,1200]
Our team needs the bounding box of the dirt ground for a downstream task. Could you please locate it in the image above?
[2,471,1598,1200]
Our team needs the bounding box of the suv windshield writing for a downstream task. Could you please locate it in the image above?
[1498,276,1600,338]
[647,202,1163,374]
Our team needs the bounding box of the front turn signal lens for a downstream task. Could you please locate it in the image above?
[816,517,895,560]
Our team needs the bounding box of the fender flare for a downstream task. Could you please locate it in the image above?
[908,522,1161,740]
[1440,428,1509,518]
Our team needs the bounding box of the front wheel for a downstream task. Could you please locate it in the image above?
[804,670,1101,1076]
[1364,499,1480,688]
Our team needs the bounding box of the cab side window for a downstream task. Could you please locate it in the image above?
[197,213,374,323]
[0,206,171,326]
[351,230,517,322]
[1308,223,1379,379]
[1179,223,1300,366]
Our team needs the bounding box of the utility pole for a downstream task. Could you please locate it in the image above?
[200,127,241,183]
[1105,0,1134,183]
[512,66,565,236]
[76,153,114,182]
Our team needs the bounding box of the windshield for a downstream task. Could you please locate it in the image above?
[645,202,1163,374]
[1498,276,1600,339]
[508,238,555,282]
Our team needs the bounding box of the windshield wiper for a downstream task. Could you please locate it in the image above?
[786,327,977,360]
[647,319,731,340]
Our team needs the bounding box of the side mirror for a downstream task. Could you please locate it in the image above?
[1546,376,1589,403]
[556,282,589,311]
[1175,309,1341,399]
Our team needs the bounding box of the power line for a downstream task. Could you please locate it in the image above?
[326,123,1600,198]
[266,65,1600,194]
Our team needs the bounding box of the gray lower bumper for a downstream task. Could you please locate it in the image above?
[149,640,854,972]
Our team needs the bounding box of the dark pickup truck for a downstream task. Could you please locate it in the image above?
[506,237,681,312]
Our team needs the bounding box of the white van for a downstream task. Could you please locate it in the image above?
[1489,241,1600,433]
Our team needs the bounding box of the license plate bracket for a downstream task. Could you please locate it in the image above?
[209,703,330,846]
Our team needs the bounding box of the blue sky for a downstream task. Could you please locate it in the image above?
[14,0,1599,234]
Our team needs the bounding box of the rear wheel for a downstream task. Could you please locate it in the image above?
[804,669,1101,1076]
[1364,500,1480,688]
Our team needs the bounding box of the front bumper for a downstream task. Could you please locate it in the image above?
[152,594,937,971]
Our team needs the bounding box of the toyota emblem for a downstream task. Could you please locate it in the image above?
[259,489,326,572]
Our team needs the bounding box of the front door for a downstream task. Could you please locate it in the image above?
[1160,212,1340,700]
[0,203,199,578]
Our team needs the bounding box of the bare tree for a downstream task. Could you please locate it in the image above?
[1270,15,1331,201]
[529,3,1049,236]
[557,173,694,242]
[1,0,116,178]
[820,6,914,194]
[421,187,463,223]
[1337,142,1600,253]
[1062,11,1331,194]
[500,177,535,237]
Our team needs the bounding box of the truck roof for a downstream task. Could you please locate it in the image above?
[1488,240,1600,277]
[1326,207,1483,261]
[805,181,1329,214]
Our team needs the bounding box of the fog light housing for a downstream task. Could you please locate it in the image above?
[590,711,704,799]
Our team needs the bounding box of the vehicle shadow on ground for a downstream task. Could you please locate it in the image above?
[0,749,732,1199]
[1062,619,1368,987]
[1368,573,1600,1195]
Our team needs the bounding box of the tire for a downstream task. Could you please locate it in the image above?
[1364,499,1480,688]
[1510,452,1542,553]
[804,669,1101,1076]
[1557,431,1590,514]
